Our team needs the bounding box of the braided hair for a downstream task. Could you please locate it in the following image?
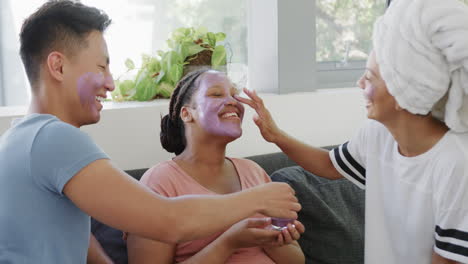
[160,68,211,155]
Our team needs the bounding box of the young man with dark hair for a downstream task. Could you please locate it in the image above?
[0,1,301,263]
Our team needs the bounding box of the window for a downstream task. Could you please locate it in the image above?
[81,0,248,87]
[0,0,38,106]
[316,0,387,88]
[1,0,392,106]
[248,0,387,93]
[0,0,247,106]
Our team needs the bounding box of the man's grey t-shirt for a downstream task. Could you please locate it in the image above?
[0,114,108,263]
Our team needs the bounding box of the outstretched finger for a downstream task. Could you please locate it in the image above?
[250,89,265,107]
[234,95,256,109]
[243,88,263,104]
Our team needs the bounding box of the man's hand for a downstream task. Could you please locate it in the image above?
[247,182,301,220]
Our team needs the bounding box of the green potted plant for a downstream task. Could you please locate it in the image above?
[111,27,227,102]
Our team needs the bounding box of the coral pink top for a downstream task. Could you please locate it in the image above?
[140,158,275,264]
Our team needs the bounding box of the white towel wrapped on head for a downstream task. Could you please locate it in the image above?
[373,0,468,132]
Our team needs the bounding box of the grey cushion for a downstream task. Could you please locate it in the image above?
[125,168,148,181]
[245,152,297,175]
[271,166,365,264]
[91,219,128,264]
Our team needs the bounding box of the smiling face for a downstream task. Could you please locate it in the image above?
[189,71,245,139]
[63,30,115,126]
[357,51,398,122]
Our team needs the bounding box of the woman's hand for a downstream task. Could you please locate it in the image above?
[220,218,282,250]
[269,220,305,247]
[234,88,283,143]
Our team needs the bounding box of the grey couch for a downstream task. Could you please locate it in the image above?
[92,151,364,264]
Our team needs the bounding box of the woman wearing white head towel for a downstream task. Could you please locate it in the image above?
[236,0,468,263]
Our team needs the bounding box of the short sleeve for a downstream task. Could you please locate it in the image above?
[31,121,108,195]
[329,121,370,189]
[433,160,468,263]
[244,159,271,183]
[139,163,179,197]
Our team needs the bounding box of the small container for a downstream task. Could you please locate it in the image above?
[271,217,295,231]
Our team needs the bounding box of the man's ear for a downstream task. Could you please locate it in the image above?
[46,51,65,82]
[180,106,193,123]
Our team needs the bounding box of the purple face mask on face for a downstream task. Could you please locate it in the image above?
[194,72,245,138]
[77,72,106,107]
[364,83,376,101]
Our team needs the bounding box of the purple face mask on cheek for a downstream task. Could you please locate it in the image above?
[364,83,376,101]
[196,94,244,138]
[77,72,105,106]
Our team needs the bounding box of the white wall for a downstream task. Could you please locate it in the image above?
[0,89,367,170]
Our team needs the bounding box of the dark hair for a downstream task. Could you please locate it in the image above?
[19,0,111,88]
[160,68,211,155]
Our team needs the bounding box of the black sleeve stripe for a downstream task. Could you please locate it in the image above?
[342,142,366,178]
[435,239,468,258]
[333,147,365,185]
[436,226,468,242]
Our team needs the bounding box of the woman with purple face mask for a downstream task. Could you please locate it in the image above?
[126,69,305,264]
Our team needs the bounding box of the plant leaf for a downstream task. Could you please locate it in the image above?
[146,57,161,74]
[183,43,206,59]
[154,70,166,84]
[215,32,226,42]
[170,64,184,84]
[163,51,183,71]
[195,26,208,39]
[211,45,227,69]
[134,71,157,101]
[207,32,216,48]
[157,82,174,98]
[125,58,135,70]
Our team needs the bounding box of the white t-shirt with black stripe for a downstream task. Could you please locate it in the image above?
[330,120,468,264]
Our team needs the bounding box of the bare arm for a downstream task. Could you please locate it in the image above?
[127,231,235,264]
[235,89,342,180]
[63,159,301,244]
[87,234,114,264]
[264,241,304,264]
[274,131,342,180]
[128,218,284,264]
[432,250,461,264]
[127,234,175,264]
